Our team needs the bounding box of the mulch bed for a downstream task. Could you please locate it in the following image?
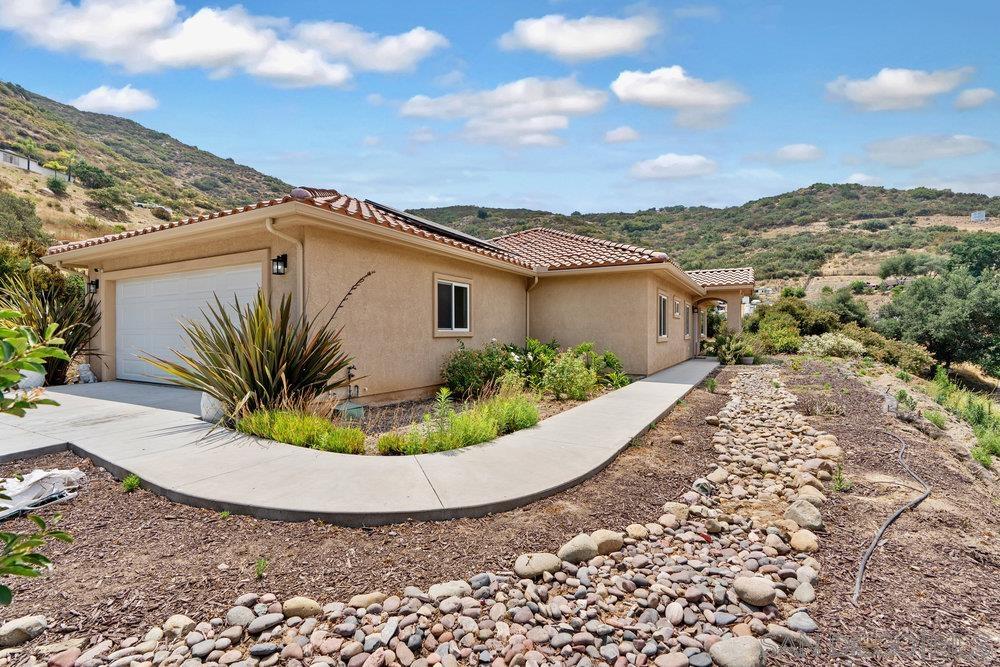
[2,371,728,642]
[776,359,1000,666]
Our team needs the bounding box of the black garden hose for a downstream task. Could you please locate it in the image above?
[851,430,931,604]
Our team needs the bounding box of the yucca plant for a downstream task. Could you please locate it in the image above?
[0,272,99,385]
[140,290,355,423]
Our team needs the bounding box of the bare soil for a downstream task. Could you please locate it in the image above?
[1,372,729,642]
[776,359,1000,666]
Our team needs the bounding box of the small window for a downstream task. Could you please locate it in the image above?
[673,298,681,319]
[658,293,669,338]
[684,303,692,338]
[436,279,469,331]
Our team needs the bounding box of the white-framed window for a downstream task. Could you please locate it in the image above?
[436,279,470,332]
[684,302,692,338]
[658,292,669,339]
[673,297,681,319]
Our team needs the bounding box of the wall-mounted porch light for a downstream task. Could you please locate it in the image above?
[271,253,288,276]
[87,279,100,295]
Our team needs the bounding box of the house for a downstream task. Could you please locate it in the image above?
[43,187,754,404]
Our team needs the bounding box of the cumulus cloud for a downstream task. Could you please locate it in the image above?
[498,14,658,61]
[770,143,824,163]
[846,172,881,186]
[631,153,717,179]
[0,0,445,88]
[293,22,447,72]
[611,66,748,127]
[400,77,607,146]
[955,87,996,110]
[865,134,993,166]
[604,126,640,143]
[826,66,972,111]
[71,84,158,113]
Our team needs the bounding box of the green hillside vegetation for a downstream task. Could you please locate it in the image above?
[0,82,290,217]
[412,183,1000,279]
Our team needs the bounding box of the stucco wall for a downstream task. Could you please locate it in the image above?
[528,272,650,375]
[646,273,702,374]
[303,226,527,402]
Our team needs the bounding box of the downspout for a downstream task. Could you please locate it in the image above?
[264,217,305,312]
[525,274,539,340]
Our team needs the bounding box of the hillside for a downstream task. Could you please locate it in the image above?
[411,184,1000,280]
[0,82,290,216]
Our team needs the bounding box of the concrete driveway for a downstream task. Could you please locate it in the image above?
[0,359,718,525]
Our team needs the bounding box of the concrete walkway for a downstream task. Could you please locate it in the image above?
[0,359,718,525]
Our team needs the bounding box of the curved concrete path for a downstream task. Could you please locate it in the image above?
[0,359,717,525]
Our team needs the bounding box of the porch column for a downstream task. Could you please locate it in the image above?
[726,295,743,334]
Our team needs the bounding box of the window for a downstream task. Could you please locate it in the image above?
[673,298,681,319]
[658,293,669,339]
[436,279,470,332]
[684,303,692,338]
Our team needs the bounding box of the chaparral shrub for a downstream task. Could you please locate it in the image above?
[799,332,866,358]
[542,351,597,400]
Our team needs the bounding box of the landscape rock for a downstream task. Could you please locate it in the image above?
[785,499,824,530]
[283,596,321,617]
[556,533,598,562]
[589,529,624,555]
[348,592,387,608]
[790,529,819,553]
[163,614,196,638]
[0,615,47,647]
[708,637,765,667]
[513,553,561,578]
[733,577,776,606]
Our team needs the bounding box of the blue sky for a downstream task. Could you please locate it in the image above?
[1,1,998,213]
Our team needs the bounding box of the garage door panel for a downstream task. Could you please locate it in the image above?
[116,263,261,382]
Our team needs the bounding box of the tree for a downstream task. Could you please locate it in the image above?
[73,161,114,189]
[89,185,131,213]
[781,286,806,298]
[0,192,50,244]
[0,309,73,604]
[878,252,945,279]
[877,268,1000,375]
[476,208,489,220]
[948,232,1000,277]
[46,176,67,197]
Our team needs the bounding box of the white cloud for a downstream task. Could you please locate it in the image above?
[826,66,972,111]
[498,14,658,61]
[631,153,717,179]
[410,127,436,143]
[604,126,640,143]
[435,69,465,87]
[846,172,881,186]
[0,0,445,88]
[611,66,748,127]
[771,143,824,162]
[71,84,158,113]
[865,134,993,166]
[366,93,386,106]
[293,22,447,72]
[401,77,607,146]
[955,87,996,110]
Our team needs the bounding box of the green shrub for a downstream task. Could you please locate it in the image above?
[716,334,752,365]
[839,323,934,376]
[817,287,871,326]
[895,389,917,411]
[924,410,946,429]
[89,185,132,212]
[141,290,356,421]
[121,474,140,493]
[237,410,332,447]
[746,297,839,336]
[705,378,718,393]
[377,431,422,456]
[46,177,66,196]
[0,191,49,244]
[602,371,632,389]
[316,426,366,454]
[73,162,114,189]
[799,332,866,358]
[0,272,100,385]
[755,312,801,353]
[441,341,508,397]
[542,352,597,400]
[503,338,559,388]
[478,393,540,434]
[781,286,806,298]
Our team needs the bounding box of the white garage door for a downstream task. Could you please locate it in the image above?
[115,264,262,382]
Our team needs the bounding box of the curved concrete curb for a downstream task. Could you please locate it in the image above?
[0,360,718,526]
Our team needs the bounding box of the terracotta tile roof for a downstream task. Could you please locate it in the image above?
[46,187,534,269]
[686,267,755,287]
[490,227,669,270]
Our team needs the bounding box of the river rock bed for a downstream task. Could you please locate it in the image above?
[9,366,841,667]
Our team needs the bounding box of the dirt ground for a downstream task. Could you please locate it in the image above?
[777,359,1000,666]
[1,373,729,642]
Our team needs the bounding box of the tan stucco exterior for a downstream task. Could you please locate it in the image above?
[48,202,749,403]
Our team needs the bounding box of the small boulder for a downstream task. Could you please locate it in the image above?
[662,502,690,521]
[784,499,824,530]
[513,552,561,578]
[708,636,764,667]
[428,580,472,601]
[625,523,648,539]
[348,592,387,608]
[590,529,624,555]
[766,623,816,648]
[283,596,322,618]
[795,485,826,507]
[733,577,776,607]
[0,615,47,647]
[790,529,819,553]
[670,435,685,444]
[556,533,598,563]
[707,467,729,484]
[163,614,196,638]
[225,606,255,627]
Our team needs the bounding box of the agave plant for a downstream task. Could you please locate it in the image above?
[0,272,99,385]
[140,290,355,422]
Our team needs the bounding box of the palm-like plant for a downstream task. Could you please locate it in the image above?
[0,273,99,385]
[140,291,355,422]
